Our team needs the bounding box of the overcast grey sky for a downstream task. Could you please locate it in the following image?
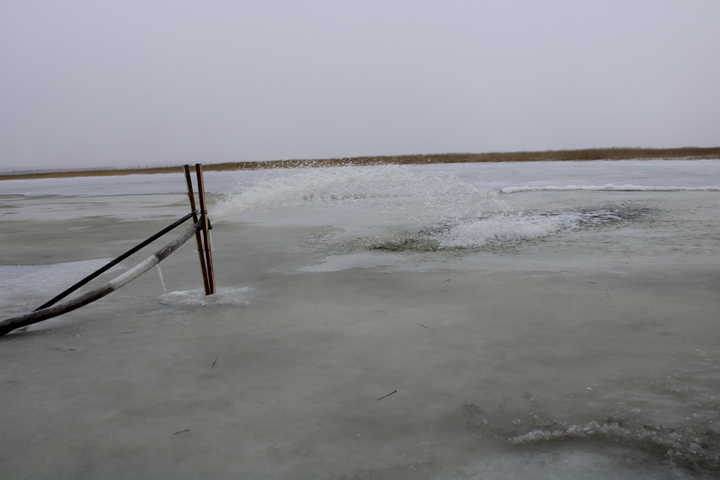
[1,1,718,170]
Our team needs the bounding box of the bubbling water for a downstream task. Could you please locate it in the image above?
[155,265,166,294]
[365,206,651,251]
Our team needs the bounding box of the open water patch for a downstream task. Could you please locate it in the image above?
[359,206,652,252]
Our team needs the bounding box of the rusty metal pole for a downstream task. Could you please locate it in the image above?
[195,164,216,294]
[183,165,211,295]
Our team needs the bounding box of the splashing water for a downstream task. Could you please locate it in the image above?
[211,165,505,225]
[365,206,651,251]
[210,166,650,252]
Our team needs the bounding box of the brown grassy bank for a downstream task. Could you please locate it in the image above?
[2,146,718,181]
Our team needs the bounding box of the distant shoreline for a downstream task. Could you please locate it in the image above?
[2,147,718,181]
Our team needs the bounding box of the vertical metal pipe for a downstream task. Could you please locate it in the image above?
[195,164,216,294]
[184,165,211,295]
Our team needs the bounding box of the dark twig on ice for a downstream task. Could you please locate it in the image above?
[377,390,397,401]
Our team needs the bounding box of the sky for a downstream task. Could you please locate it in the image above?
[1,1,719,171]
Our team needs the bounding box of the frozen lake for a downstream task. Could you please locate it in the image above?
[1,160,719,479]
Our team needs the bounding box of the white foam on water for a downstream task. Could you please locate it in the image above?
[157,287,253,308]
[437,214,568,249]
[443,208,644,248]
[358,206,647,252]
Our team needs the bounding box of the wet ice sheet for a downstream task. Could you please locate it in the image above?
[2,266,716,478]
[1,161,719,479]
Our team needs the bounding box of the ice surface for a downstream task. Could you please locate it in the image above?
[408,159,720,192]
[454,450,694,480]
[1,160,719,479]
[2,159,719,197]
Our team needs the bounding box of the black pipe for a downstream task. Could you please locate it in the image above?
[33,211,200,311]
